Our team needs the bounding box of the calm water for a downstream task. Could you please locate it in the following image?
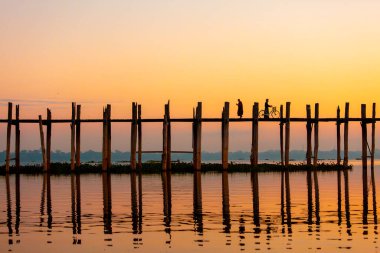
[1,161,379,253]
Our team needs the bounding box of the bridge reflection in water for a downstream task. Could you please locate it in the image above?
[1,165,379,252]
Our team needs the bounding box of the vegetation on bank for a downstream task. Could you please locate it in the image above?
[0,161,352,175]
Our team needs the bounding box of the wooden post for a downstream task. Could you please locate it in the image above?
[371,103,376,169]
[222,102,229,170]
[306,105,312,165]
[285,102,291,166]
[39,115,47,171]
[280,105,284,166]
[46,109,52,170]
[15,105,20,168]
[337,106,341,165]
[106,104,111,168]
[343,103,349,166]
[313,103,319,166]
[5,102,12,172]
[162,104,168,171]
[251,103,259,166]
[75,104,81,168]
[70,103,76,171]
[193,102,202,170]
[131,102,138,170]
[102,107,108,171]
[137,104,142,169]
[361,104,368,168]
[166,101,171,170]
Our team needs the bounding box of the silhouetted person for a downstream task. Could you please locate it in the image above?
[264,99,272,119]
[237,99,243,118]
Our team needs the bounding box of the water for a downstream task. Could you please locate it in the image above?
[0,161,379,252]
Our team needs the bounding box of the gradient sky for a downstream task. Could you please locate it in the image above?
[1,0,380,152]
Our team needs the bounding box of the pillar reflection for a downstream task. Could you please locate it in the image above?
[193,171,203,239]
[161,171,172,244]
[102,172,112,234]
[71,173,81,244]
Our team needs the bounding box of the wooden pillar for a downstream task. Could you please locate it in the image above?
[131,102,138,170]
[361,104,368,168]
[285,102,291,166]
[222,102,229,170]
[343,103,349,166]
[306,105,312,165]
[102,107,108,171]
[371,103,376,169]
[39,115,47,171]
[46,109,52,170]
[313,103,319,166]
[162,103,168,171]
[15,105,20,168]
[337,106,341,165]
[166,101,172,170]
[193,102,202,170]
[106,104,111,168]
[137,105,142,169]
[280,105,284,166]
[5,102,12,172]
[75,104,81,168]
[70,103,76,171]
[251,103,259,166]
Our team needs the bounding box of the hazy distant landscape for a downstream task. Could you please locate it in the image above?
[1,149,377,164]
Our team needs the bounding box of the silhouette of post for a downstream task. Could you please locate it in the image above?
[337,169,342,225]
[306,105,312,165]
[102,107,107,171]
[307,170,313,225]
[70,103,76,171]
[251,171,260,226]
[285,169,292,229]
[46,109,52,170]
[5,102,12,172]
[75,104,81,168]
[371,103,376,169]
[313,103,319,166]
[15,173,20,234]
[102,172,112,234]
[106,105,111,168]
[15,105,20,168]
[166,101,171,170]
[6,174,13,239]
[222,171,231,234]
[285,102,291,165]
[102,106,111,171]
[280,105,284,165]
[343,169,351,231]
[251,103,259,166]
[193,171,203,234]
[162,171,172,236]
[361,104,368,168]
[162,104,169,171]
[193,102,202,170]
[38,115,47,171]
[131,102,138,170]
[137,104,142,169]
[343,103,349,166]
[314,166,320,225]
[222,102,229,170]
[337,106,341,165]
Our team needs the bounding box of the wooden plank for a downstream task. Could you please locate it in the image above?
[343,103,349,166]
[337,106,341,165]
[130,102,138,170]
[5,102,12,172]
[280,105,284,166]
[46,109,52,170]
[285,102,291,166]
[15,105,20,168]
[306,105,312,165]
[371,103,376,169]
[137,104,142,169]
[70,103,76,171]
[222,102,229,170]
[313,103,319,166]
[75,105,81,168]
[38,115,47,171]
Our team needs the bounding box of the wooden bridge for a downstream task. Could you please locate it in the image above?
[1,101,377,172]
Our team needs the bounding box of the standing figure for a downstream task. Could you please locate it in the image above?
[264,99,272,119]
[237,99,243,119]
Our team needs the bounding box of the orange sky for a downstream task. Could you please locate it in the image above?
[1,0,380,152]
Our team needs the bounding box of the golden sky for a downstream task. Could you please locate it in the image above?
[1,0,379,152]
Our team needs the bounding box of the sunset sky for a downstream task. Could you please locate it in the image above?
[1,0,380,153]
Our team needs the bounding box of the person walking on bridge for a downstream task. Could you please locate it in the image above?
[237,99,243,119]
